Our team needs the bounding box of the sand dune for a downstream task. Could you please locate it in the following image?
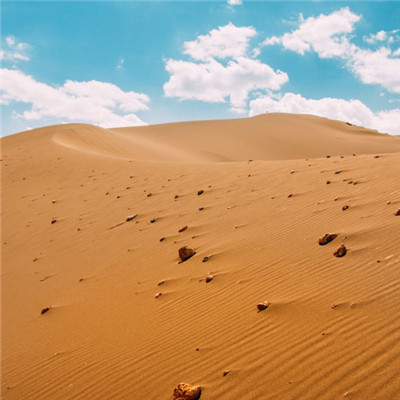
[2,114,400,399]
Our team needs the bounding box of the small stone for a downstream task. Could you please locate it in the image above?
[41,307,50,315]
[147,193,152,197]
[334,170,342,174]
[342,205,349,211]
[374,155,380,158]
[319,233,337,246]
[158,280,166,286]
[33,257,38,262]
[160,237,166,242]
[202,256,210,263]
[331,304,337,309]
[395,209,400,216]
[179,226,188,233]
[51,219,57,224]
[223,369,230,377]
[155,292,162,299]
[174,195,179,199]
[197,190,204,196]
[150,218,157,223]
[288,194,293,198]
[205,274,214,283]
[326,181,331,184]
[178,246,196,262]
[126,214,138,222]
[172,383,201,400]
[257,301,269,312]
[334,244,347,257]
[199,207,204,211]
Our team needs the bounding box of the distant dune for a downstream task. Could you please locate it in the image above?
[2,114,400,399]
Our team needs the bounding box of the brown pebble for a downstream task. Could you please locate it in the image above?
[173,383,201,400]
[334,244,347,257]
[205,274,214,283]
[179,226,188,233]
[288,194,293,198]
[335,170,342,174]
[160,237,166,242]
[197,190,204,196]
[33,257,38,262]
[158,280,166,286]
[331,304,337,309]
[41,307,50,315]
[395,209,400,216]
[150,218,157,223]
[178,246,196,262]
[174,195,179,199]
[257,301,269,312]
[126,214,138,222]
[202,256,210,263]
[374,155,380,158]
[326,181,331,184]
[199,207,204,211]
[342,205,349,211]
[223,369,230,377]
[147,193,152,197]
[51,219,57,224]
[319,233,337,246]
[155,292,162,299]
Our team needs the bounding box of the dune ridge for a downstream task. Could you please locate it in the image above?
[2,114,400,399]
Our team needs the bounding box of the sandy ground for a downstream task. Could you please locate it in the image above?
[2,114,400,400]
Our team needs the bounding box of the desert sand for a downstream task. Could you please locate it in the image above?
[2,113,400,399]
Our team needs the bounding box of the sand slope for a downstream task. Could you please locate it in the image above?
[2,114,400,400]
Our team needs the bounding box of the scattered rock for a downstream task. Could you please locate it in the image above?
[197,190,204,196]
[374,155,380,159]
[155,292,162,299]
[334,244,347,257]
[334,170,342,174]
[33,257,38,262]
[174,195,179,199]
[257,301,269,312]
[326,181,331,185]
[147,193,152,197]
[395,209,400,216]
[158,279,166,286]
[223,370,230,377]
[179,246,196,262]
[150,218,157,223]
[319,233,337,246]
[126,214,138,222]
[326,155,331,158]
[331,304,337,309]
[160,237,166,242]
[179,226,188,233]
[205,274,214,283]
[51,219,57,224]
[199,207,204,211]
[173,383,201,400]
[202,256,210,263]
[288,194,293,198]
[41,307,50,315]
[342,205,349,211]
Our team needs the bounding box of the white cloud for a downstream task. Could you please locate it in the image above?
[227,0,242,5]
[116,57,125,70]
[263,8,360,58]
[183,22,256,61]
[249,92,400,135]
[1,36,30,62]
[263,8,400,93]
[1,68,149,127]
[164,23,288,111]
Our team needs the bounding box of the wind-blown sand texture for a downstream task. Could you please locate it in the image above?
[2,114,400,399]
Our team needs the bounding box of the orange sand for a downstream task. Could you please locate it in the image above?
[2,114,400,399]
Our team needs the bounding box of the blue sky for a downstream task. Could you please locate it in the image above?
[1,1,399,135]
